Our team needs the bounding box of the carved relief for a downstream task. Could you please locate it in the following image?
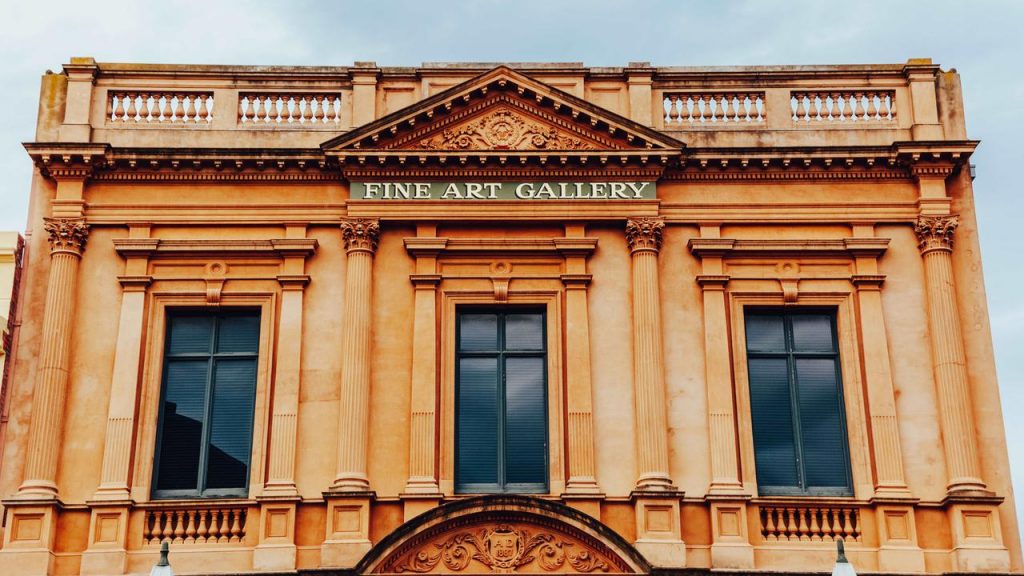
[341,218,381,253]
[42,217,89,254]
[914,215,958,253]
[418,110,595,151]
[392,524,611,574]
[625,218,664,254]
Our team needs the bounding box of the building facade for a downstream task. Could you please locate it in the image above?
[0,58,1018,576]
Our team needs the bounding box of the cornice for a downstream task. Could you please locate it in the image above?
[112,238,318,258]
[688,237,890,258]
[24,143,110,179]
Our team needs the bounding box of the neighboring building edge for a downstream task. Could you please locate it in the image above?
[0,58,1018,576]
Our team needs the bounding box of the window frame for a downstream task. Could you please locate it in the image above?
[743,308,854,497]
[454,306,549,494]
[150,308,263,500]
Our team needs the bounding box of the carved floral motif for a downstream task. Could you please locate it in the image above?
[392,525,611,574]
[914,215,959,253]
[625,217,664,253]
[418,110,595,151]
[42,217,89,254]
[341,218,381,253]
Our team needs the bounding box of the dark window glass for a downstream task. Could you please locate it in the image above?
[456,309,547,493]
[153,310,260,498]
[745,311,852,496]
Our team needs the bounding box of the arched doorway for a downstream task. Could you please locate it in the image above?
[357,496,650,574]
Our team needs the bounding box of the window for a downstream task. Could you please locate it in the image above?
[745,310,852,496]
[455,309,547,493]
[152,310,260,498]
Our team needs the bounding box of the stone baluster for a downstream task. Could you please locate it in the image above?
[625,217,674,491]
[17,217,89,498]
[331,218,380,492]
[914,215,987,493]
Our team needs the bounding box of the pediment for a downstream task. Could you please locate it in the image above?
[323,66,683,164]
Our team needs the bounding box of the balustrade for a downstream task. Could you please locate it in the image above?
[143,505,248,545]
[108,91,214,124]
[791,90,896,123]
[663,92,765,125]
[758,504,861,543]
[238,92,342,125]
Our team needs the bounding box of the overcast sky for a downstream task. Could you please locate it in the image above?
[1,0,1022,523]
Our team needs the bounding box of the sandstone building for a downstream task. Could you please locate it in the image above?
[0,58,1018,576]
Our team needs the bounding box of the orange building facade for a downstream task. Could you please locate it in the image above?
[0,58,1018,576]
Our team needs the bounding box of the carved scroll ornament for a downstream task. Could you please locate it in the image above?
[393,524,611,574]
[341,218,381,253]
[418,110,595,151]
[43,217,89,254]
[914,215,959,253]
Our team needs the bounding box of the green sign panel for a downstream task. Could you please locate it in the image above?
[351,181,656,200]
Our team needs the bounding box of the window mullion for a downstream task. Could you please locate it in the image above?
[497,314,506,491]
[785,316,808,494]
[198,315,218,495]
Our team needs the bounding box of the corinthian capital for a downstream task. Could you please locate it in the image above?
[914,215,959,253]
[43,217,89,255]
[625,217,664,254]
[341,218,381,253]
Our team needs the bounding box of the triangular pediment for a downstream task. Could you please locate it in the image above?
[323,66,683,159]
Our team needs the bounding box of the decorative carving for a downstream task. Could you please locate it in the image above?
[393,525,610,574]
[914,215,958,253]
[625,218,664,253]
[42,217,89,254]
[418,110,595,151]
[341,218,381,253]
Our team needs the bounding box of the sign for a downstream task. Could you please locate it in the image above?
[351,181,656,200]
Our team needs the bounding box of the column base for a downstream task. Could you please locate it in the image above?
[402,476,441,495]
[947,502,1010,572]
[708,499,753,569]
[0,549,56,576]
[400,493,443,522]
[633,494,686,568]
[561,494,604,520]
[254,544,298,572]
[255,498,300,571]
[564,476,602,496]
[322,494,374,568]
[80,549,128,575]
[330,474,372,493]
[80,502,131,575]
[874,503,925,573]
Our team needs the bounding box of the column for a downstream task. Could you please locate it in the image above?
[914,215,986,494]
[331,218,380,492]
[625,217,674,491]
[17,217,89,498]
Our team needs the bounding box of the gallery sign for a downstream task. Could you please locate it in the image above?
[351,181,656,200]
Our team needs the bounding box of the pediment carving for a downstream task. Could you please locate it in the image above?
[375,516,634,574]
[415,108,597,151]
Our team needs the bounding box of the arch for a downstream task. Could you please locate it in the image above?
[357,495,651,574]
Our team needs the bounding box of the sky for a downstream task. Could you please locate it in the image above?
[0,0,1022,523]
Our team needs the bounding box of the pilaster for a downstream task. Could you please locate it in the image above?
[903,59,943,141]
[350,63,380,127]
[561,223,601,498]
[331,219,380,493]
[402,224,445,505]
[625,217,674,492]
[626,63,654,126]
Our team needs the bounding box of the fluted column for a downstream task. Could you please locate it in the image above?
[332,218,380,492]
[915,215,986,493]
[264,277,308,495]
[404,273,441,494]
[626,217,674,491]
[18,217,89,498]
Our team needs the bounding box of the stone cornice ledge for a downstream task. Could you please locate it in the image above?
[113,238,318,258]
[688,237,890,258]
[404,237,598,256]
